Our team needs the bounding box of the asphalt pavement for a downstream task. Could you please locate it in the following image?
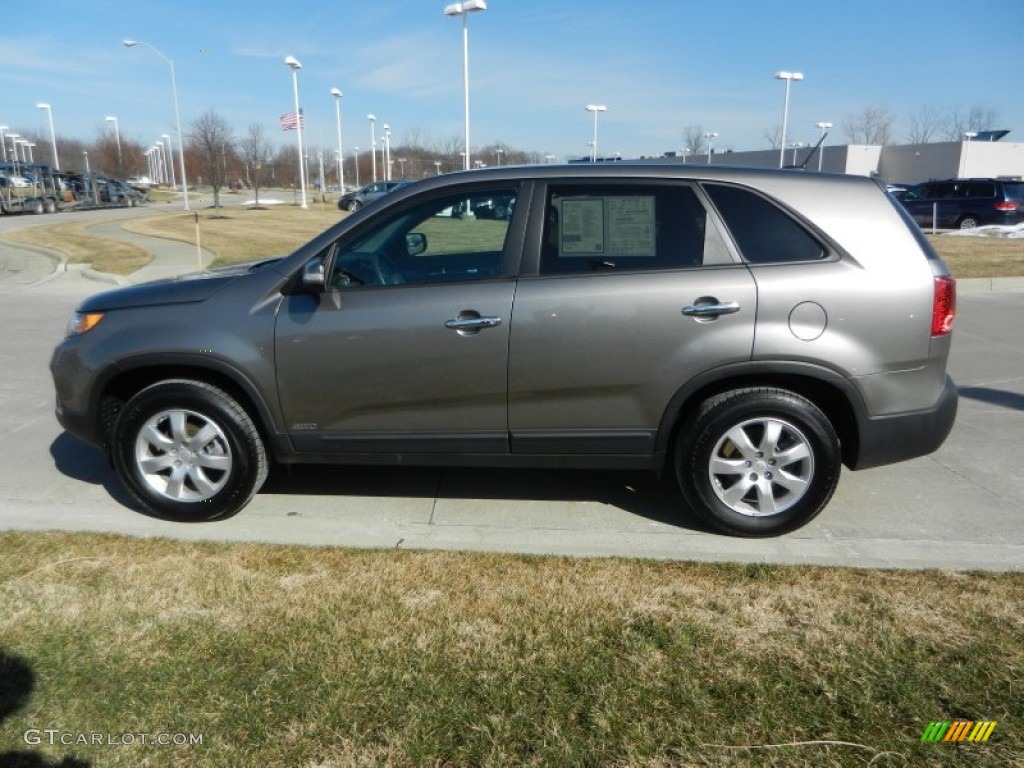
[0,204,1021,571]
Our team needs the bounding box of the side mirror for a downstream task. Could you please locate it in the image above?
[406,232,427,257]
[302,258,325,289]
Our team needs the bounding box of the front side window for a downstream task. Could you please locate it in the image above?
[328,187,517,288]
[540,184,721,274]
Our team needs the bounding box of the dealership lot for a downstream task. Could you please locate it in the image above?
[0,213,1021,570]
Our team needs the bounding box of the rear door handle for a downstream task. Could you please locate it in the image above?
[682,301,741,318]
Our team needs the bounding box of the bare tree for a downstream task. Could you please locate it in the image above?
[188,110,232,211]
[237,124,272,207]
[842,105,895,145]
[763,125,782,150]
[681,125,706,160]
[908,104,944,144]
[943,104,1001,140]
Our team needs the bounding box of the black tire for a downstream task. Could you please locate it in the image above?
[31,200,45,215]
[675,388,840,537]
[957,215,979,230]
[347,199,362,212]
[111,380,268,520]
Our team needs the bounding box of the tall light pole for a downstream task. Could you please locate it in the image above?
[284,55,308,209]
[774,70,804,169]
[7,134,21,164]
[0,125,8,162]
[36,103,59,170]
[815,121,832,171]
[352,147,360,187]
[434,160,442,175]
[585,104,607,162]
[22,141,35,163]
[367,114,377,182]
[330,88,345,192]
[705,132,718,164]
[383,124,391,181]
[444,0,487,170]
[123,40,190,210]
[161,133,175,189]
[106,116,122,172]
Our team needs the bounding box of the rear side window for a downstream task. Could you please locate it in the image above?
[540,184,723,275]
[958,183,995,198]
[703,183,826,264]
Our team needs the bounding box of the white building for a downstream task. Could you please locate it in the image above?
[642,136,1024,184]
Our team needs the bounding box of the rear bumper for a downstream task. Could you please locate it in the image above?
[850,374,958,470]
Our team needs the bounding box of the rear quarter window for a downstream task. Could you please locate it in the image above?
[703,183,826,264]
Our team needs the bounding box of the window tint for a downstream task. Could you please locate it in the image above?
[540,184,714,274]
[1004,183,1024,202]
[703,183,826,264]
[328,187,516,288]
[958,183,995,198]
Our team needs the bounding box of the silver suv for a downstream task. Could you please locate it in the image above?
[51,165,958,536]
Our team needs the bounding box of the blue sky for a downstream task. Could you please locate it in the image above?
[3,0,1022,165]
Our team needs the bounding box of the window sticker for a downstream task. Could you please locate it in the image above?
[557,196,656,258]
[561,198,605,254]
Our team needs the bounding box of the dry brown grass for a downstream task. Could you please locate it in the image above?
[1,532,1020,767]
[121,202,347,265]
[928,234,1024,278]
[0,218,152,274]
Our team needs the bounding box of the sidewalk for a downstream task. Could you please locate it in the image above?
[86,218,216,284]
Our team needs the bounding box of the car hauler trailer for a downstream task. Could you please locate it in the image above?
[0,162,64,214]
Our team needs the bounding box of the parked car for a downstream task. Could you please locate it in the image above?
[897,177,1024,230]
[337,180,412,211]
[51,165,958,537]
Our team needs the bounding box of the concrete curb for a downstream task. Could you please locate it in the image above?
[956,276,1024,293]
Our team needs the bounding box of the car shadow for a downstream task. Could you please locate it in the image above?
[263,464,716,534]
[0,650,91,767]
[48,433,141,511]
[48,432,714,534]
[958,386,1024,412]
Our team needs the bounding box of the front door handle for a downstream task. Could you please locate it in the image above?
[682,300,740,318]
[445,311,503,335]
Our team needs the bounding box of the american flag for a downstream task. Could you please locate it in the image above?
[280,109,304,131]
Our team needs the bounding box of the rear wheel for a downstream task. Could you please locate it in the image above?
[957,215,979,230]
[111,380,268,520]
[675,388,841,536]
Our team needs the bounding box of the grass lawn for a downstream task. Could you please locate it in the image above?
[927,234,1024,278]
[0,531,1020,767]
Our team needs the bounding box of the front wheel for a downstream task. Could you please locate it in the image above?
[675,388,841,537]
[347,199,362,212]
[111,380,268,520]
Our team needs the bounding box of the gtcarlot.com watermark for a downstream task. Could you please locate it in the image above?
[24,729,203,747]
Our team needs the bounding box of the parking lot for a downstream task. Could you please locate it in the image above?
[0,208,1022,571]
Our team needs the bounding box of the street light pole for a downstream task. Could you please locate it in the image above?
[106,116,122,173]
[774,70,804,169]
[161,134,175,189]
[585,104,607,162]
[352,147,360,187]
[0,125,7,163]
[330,88,345,192]
[444,0,487,170]
[815,121,832,172]
[36,103,59,170]
[367,115,377,182]
[704,132,718,164]
[122,40,190,210]
[383,124,391,181]
[284,55,308,209]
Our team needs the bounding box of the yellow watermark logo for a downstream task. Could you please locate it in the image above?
[921,721,997,743]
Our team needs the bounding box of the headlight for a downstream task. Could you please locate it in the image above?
[66,311,105,337]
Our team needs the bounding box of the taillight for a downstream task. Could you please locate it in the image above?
[932,276,956,336]
[994,200,1019,212]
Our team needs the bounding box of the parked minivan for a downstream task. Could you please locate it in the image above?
[898,177,1024,230]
